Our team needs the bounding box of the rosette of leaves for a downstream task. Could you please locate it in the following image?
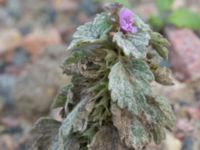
[32,3,175,150]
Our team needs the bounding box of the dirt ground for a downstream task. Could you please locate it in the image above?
[0,0,200,150]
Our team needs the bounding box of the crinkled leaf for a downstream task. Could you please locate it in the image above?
[154,45,168,60]
[111,100,174,149]
[88,126,127,150]
[129,120,150,149]
[111,104,150,150]
[151,125,166,144]
[63,46,108,78]
[167,8,200,30]
[52,85,73,108]
[153,67,174,85]
[147,50,163,65]
[64,51,87,65]
[68,13,112,49]
[129,59,154,81]
[113,31,150,58]
[58,97,94,150]
[146,95,175,129]
[108,62,151,115]
[150,32,170,46]
[150,31,169,59]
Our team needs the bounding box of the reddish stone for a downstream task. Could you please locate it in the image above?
[53,0,78,12]
[22,28,61,60]
[0,0,6,5]
[188,107,200,120]
[1,50,14,63]
[5,65,23,75]
[165,28,200,81]
[1,116,20,128]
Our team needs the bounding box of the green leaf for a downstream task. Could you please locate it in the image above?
[150,32,170,46]
[68,13,112,49]
[64,51,86,65]
[112,13,150,58]
[147,50,163,65]
[167,8,200,30]
[154,45,168,59]
[52,85,73,108]
[129,59,154,82]
[155,0,174,12]
[146,95,175,128]
[150,31,169,59]
[111,95,175,149]
[153,67,174,85]
[129,120,150,148]
[154,96,175,128]
[113,31,150,58]
[58,97,95,150]
[109,62,175,148]
[134,14,151,31]
[151,125,166,144]
[111,104,150,149]
[108,62,151,115]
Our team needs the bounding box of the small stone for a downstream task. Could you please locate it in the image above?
[0,0,6,5]
[151,79,195,102]
[182,136,193,150]
[0,74,16,104]
[187,107,200,120]
[3,50,14,63]
[0,29,22,55]
[162,132,182,150]
[6,0,22,18]
[12,47,29,67]
[14,45,70,121]
[165,28,200,81]
[22,28,61,60]
[0,135,16,150]
[176,119,193,133]
[53,0,78,12]
[1,116,20,128]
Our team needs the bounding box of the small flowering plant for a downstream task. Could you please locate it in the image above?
[119,8,137,33]
[32,4,175,150]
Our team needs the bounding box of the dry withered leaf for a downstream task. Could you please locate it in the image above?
[88,126,128,150]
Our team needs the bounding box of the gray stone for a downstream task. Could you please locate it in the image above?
[0,74,16,103]
[14,45,70,120]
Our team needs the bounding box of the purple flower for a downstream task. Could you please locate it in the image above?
[119,8,137,33]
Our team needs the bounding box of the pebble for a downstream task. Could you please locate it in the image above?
[182,136,193,150]
[162,132,182,150]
